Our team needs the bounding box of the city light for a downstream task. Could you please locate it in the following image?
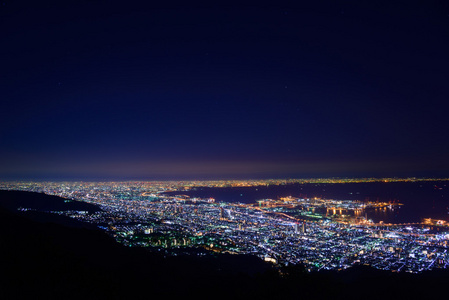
[2,178,449,273]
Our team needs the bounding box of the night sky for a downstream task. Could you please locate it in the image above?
[1,1,449,180]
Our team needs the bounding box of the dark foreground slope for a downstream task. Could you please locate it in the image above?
[1,190,449,300]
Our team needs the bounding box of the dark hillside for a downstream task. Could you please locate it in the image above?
[0,191,276,299]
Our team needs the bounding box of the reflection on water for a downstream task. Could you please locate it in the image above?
[367,206,401,224]
[164,181,449,224]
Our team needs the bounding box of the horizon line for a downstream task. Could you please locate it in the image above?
[1,176,449,183]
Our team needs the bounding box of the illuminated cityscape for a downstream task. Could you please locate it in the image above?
[2,178,449,274]
[2,2,448,298]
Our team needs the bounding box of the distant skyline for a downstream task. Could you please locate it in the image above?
[1,1,449,180]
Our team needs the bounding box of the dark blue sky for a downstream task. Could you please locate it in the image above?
[1,1,449,180]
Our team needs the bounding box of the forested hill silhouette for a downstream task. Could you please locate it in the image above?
[1,190,449,299]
